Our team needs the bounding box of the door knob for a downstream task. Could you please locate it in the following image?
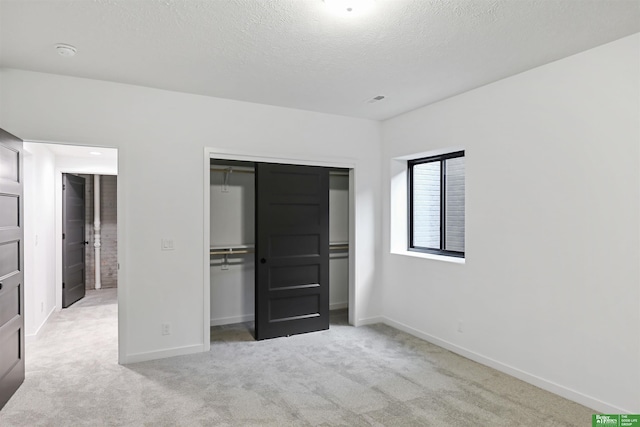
[260,258,267,264]
[0,283,3,290]
[84,241,89,245]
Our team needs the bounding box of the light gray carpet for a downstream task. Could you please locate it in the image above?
[0,289,594,426]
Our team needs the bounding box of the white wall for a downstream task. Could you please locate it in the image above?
[23,143,57,340]
[381,34,640,413]
[0,69,383,363]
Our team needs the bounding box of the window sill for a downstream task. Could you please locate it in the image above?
[391,249,466,264]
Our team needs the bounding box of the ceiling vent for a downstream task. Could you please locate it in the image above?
[324,0,375,15]
[367,95,385,104]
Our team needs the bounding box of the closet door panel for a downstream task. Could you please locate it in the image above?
[255,163,329,340]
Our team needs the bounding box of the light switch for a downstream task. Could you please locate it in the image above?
[161,238,174,251]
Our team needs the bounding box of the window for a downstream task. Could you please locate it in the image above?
[409,151,465,257]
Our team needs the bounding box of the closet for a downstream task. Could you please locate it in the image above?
[209,160,349,339]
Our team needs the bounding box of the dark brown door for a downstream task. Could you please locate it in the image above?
[0,129,24,410]
[62,174,86,308]
[255,163,329,340]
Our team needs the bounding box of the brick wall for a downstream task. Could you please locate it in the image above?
[82,174,118,289]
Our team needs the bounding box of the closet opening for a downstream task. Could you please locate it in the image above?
[209,159,351,341]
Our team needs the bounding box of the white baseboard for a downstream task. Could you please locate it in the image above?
[355,316,384,327]
[380,316,633,414]
[210,314,254,326]
[124,344,204,364]
[330,302,348,310]
[25,306,57,343]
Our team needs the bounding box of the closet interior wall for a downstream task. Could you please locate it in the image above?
[209,161,349,327]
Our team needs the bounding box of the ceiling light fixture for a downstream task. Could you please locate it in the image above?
[55,43,77,57]
[324,0,375,16]
[89,151,102,156]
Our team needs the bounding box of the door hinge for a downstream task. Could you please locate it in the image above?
[63,184,66,190]
[62,282,65,289]
[62,233,65,239]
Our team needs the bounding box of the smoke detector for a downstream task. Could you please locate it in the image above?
[55,44,77,57]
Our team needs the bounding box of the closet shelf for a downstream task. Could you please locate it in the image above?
[210,167,255,174]
[210,167,349,176]
[210,243,348,256]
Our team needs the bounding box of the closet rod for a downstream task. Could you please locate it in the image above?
[209,167,349,176]
[210,248,254,256]
[210,167,255,174]
[209,243,348,256]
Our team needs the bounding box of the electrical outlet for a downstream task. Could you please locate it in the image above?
[457,320,463,333]
[161,323,171,336]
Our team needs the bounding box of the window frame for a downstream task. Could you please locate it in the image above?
[408,150,465,258]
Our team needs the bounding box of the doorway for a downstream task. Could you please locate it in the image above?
[23,142,118,343]
[205,152,355,344]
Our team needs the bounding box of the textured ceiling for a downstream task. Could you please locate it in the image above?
[1,0,638,120]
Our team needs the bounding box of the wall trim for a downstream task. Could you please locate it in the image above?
[330,302,348,310]
[380,316,632,414]
[123,344,205,364]
[210,314,254,326]
[25,306,56,343]
[356,316,385,326]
